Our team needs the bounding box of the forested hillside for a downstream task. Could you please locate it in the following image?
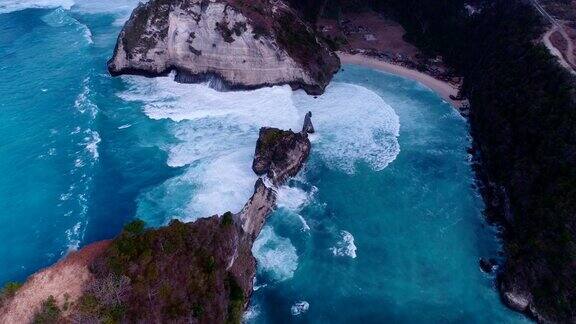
[289,0,576,321]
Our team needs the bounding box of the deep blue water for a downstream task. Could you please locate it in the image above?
[0,3,528,323]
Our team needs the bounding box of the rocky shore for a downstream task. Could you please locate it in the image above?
[0,117,314,323]
[108,0,340,95]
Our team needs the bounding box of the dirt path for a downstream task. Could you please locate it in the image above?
[532,0,576,73]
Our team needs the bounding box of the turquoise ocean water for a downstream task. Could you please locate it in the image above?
[0,2,528,322]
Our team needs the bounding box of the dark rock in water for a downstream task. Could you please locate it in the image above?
[302,111,315,134]
[107,0,340,95]
[252,127,311,185]
[479,257,498,274]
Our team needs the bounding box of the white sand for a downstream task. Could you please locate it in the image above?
[338,52,465,108]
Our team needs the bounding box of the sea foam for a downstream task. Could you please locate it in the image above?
[118,75,399,225]
[293,83,400,173]
[252,226,299,282]
[330,230,357,258]
[290,301,310,316]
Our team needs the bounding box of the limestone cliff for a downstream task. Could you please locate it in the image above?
[0,116,313,323]
[108,0,340,95]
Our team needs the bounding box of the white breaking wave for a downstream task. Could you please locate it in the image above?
[276,185,315,231]
[120,75,300,222]
[0,0,74,13]
[252,226,298,282]
[0,0,142,16]
[72,0,142,13]
[243,305,260,322]
[182,148,258,221]
[41,8,93,45]
[294,83,400,173]
[118,75,399,224]
[330,230,357,258]
[276,186,310,211]
[290,301,310,316]
[72,0,145,26]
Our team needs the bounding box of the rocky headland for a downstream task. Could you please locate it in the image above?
[0,117,313,323]
[107,0,340,95]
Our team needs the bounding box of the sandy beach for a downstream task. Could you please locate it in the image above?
[338,52,465,108]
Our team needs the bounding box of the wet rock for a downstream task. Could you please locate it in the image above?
[302,111,315,134]
[252,127,311,185]
[479,257,498,274]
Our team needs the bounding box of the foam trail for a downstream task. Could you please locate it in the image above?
[83,130,100,160]
[60,77,99,251]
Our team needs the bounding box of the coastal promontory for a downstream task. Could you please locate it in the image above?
[108,0,340,95]
[0,118,313,323]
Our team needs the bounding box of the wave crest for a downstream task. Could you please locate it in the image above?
[252,226,298,282]
[0,0,74,13]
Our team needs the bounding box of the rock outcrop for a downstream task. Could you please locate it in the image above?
[302,111,315,133]
[252,123,312,185]
[108,0,340,95]
[0,115,314,323]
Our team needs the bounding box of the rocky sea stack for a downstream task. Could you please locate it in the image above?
[0,117,313,323]
[108,0,340,95]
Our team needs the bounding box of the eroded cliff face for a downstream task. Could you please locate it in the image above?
[0,117,314,323]
[108,0,340,95]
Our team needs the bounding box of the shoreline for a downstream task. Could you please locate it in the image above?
[338,52,466,109]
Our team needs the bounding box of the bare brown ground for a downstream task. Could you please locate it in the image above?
[551,29,568,53]
[539,0,576,72]
[0,240,111,323]
[319,12,419,61]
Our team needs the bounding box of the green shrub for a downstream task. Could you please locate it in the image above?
[226,274,245,324]
[123,219,145,235]
[221,211,234,227]
[33,296,61,324]
[0,282,22,299]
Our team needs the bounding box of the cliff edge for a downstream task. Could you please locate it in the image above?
[0,116,313,323]
[108,0,340,95]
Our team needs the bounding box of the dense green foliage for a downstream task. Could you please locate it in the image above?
[226,274,245,324]
[0,281,22,307]
[32,296,62,324]
[382,0,576,320]
[0,282,21,299]
[78,218,245,323]
[458,4,576,320]
[291,0,576,320]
